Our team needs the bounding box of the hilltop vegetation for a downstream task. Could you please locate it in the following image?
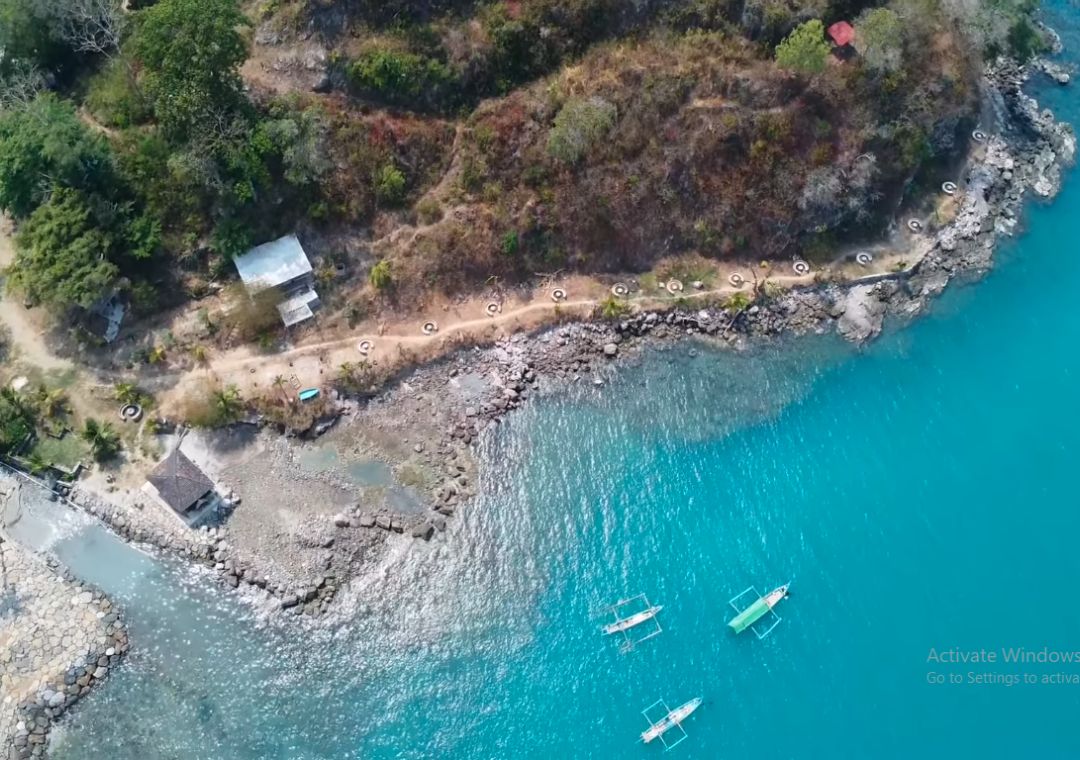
[0,0,1052,317]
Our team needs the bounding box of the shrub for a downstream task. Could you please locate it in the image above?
[212,217,254,259]
[547,97,617,164]
[775,20,830,74]
[854,9,903,73]
[598,295,631,319]
[726,291,752,311]
[369,260,393,290]
[500,230,519,255]
[374,163,407,205]
[416,197,443,224]
[346,49,454,109]
[86,58,151,129]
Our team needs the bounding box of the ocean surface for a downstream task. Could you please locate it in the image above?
[18,6,1080,757]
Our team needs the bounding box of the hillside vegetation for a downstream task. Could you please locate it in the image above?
[0,0,1050,316]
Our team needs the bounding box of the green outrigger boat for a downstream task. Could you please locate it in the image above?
[727,583,790,638]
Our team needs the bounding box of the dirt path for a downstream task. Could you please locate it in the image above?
[0,222,75,373]
[161,249,916,413]
[0,209,923,415]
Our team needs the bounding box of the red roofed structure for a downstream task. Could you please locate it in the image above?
[827,20,855,47]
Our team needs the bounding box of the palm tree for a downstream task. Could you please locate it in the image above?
[212,385,243,423]
[24,451,49,475]
[272,375,289,405]
[33,385,70,421]
[81,418,121,462]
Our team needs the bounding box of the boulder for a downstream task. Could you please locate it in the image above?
[411,523,435,541]
[836,284,886,344]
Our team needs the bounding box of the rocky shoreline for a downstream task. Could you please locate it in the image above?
[0,52,1070,756]
[50,53,1076,621]
[0,532,127,759]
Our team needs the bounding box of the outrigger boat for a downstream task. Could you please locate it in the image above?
[601,593,663,652]
[603,604,663,635]
[727,583,790,639]
[640,697,702,749]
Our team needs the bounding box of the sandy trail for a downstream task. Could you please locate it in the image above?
[0,222,74,373]
[175,268,840,409]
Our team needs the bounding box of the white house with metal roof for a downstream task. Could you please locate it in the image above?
[233,234,321,327]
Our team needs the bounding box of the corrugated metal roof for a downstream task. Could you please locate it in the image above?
[276,288,320,326]
[233,234,313,289]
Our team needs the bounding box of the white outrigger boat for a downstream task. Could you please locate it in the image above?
[640,697,702,749]
[601,594,664,652]
[603,604,663,635]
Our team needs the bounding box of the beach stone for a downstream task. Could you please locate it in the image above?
[280,595,300,609]
[603,343,618,356]
[332,513,351,528]
[411,523,435,541]
[358,515,376,528]
[375,516,392,530]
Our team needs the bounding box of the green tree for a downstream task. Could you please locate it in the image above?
[775,20,830,74]
[0,94,114,218]
[81,418,121,462]
[0,0,65,75]
[9,188,119,310]
[130,0,250,140]
[854,8,903,73]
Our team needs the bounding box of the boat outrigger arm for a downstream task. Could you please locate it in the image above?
[601,593,663,652]
[640,697,702,750]
[727,583,790,639]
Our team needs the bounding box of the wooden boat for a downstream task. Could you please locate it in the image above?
[640,698,702,744]
[727,583,790,636]
[603,604,662,635]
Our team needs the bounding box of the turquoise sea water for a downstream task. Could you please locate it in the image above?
[34,7,1080,758]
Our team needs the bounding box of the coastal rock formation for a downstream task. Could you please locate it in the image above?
[836,285,887,344]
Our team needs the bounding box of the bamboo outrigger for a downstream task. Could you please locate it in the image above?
[601,593,663,652]
[640,697,702,750]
